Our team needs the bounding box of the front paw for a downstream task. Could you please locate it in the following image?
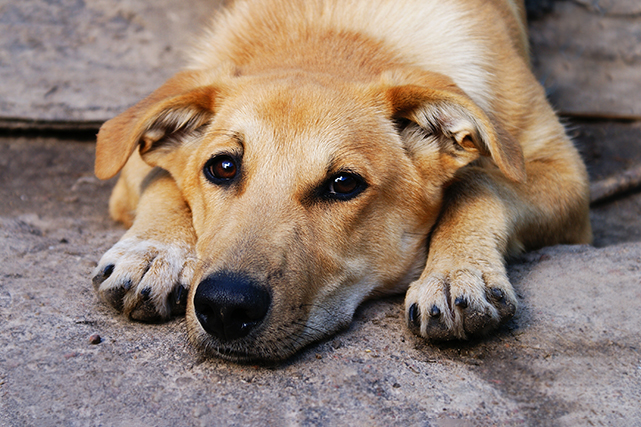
[404,262,516,340]
[92,237,197,321]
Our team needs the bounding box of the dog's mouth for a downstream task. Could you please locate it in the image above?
[189,307,355,362]
[205,345,259,363]
[186,299,343,362]
[191,330,308,363]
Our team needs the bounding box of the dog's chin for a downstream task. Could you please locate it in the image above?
[204,345,269,364]
[185,324,303,363]
[190,335,302,363]
[186,317,348,363]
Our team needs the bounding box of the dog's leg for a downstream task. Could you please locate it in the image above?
[405,142,591,340]
[92,154,197,321]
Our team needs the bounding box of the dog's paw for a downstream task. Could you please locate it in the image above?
[92,238,197,321]
[404,261,516,340]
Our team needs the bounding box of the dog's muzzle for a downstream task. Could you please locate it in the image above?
[193,271,271,341]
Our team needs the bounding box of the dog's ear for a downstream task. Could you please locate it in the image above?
[385,84,526,183]
[95,70,217,179]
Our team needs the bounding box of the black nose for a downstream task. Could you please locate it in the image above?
[193,272,271,341]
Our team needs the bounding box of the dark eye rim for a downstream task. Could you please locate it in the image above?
[203,154,240,185]
[324,171,367,201]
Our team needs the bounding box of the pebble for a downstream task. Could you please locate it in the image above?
[89,334,102,345]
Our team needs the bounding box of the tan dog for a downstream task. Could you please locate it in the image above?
[92,0,591,361]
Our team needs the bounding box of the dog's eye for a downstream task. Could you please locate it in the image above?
[326,173,366,200]
[204,155,238,184]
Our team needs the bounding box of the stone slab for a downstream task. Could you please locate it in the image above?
[2,0,641,125]
[572,120,641,182]
[0,0,223,124]
[529,1,641,119]
[0,136,640,426]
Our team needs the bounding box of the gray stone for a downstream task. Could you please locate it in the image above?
[2,0,641,125]
[0,0,223,124]
[530,1,641,119]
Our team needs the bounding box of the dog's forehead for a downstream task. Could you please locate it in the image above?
[237,76,374,133]
[213,74,398,172]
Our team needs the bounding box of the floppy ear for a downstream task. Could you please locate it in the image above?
[385,84,526,183]
[95,70,217,180]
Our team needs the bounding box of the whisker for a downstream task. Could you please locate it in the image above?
[299,303,335,317]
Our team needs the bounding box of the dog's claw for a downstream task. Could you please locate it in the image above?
[454,296,468,309]
[492,291,516,320]
[102,264,114,279]
[408,303,421,328]
[92,264,115,289]
[174,284,186,304]
[170,284,188,315]
[490,287,504,301]
[429,305,441,317]
[92,238,196,321]
[405,264,517,341]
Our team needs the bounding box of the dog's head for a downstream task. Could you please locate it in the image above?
[95,67,524,361]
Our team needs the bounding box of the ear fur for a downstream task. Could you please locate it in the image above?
[95,70,217,180]
[384,80,526,183]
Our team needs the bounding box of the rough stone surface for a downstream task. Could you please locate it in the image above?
[572,119,641,247]
[0,134,640,426]
[2,0,641,124]
[529,1,641,119]
[0,0,222,124]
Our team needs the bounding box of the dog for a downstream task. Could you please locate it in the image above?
[92,0,592,361]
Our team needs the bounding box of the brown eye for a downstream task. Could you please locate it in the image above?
[331,174,357,194]
[326,172,366,200]
[204,155,238,184]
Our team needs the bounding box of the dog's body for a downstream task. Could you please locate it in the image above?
[92,0,591,361]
